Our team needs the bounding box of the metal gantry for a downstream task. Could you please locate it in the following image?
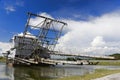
[23,12,67,57]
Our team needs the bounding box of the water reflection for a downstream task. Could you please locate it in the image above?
[14,65,93,80]
[0,63,120,80]
[0,63,14,80]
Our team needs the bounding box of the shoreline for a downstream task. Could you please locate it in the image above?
[94,73,120,80]
[55,69,120,80]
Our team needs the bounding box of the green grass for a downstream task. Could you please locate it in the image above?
[97,61,120,66]
[90,60,120,66]
[0,57,6,62]
[55,69,120,80]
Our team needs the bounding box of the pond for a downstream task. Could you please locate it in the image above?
[0,62,120,80]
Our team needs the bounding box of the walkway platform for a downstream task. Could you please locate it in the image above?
[14,57,88,65]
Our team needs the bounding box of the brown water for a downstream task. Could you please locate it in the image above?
[0,62,120,80]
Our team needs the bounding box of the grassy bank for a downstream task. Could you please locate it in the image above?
[90,60,120,66]
[97,61,120,66]
[55,69,120,80]
[0,57,6,62]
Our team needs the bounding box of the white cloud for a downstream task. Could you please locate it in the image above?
[29,12,54,28]
[5,5,15,13]
[3,0,24,13]
[0,42,13,56]
[55,10,120,55]
[91,36,105,47]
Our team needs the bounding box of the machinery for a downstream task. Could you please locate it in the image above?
[12,12,67,63]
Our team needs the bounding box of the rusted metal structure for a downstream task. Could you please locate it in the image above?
[12,12,67,65]
[24,12,67,51]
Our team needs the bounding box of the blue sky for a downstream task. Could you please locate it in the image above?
[0,0,120,42]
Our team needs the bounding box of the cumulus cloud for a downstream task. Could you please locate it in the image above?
[0,42,13,56]
[55,10,120,55]
[91,36,105,47]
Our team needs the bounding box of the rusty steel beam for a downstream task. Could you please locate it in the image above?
[27,12,67,25]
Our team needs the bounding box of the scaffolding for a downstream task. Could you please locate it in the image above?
[14,12,67,60]
[24,12,67,51]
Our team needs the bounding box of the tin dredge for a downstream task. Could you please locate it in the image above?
[3,12,114,66]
